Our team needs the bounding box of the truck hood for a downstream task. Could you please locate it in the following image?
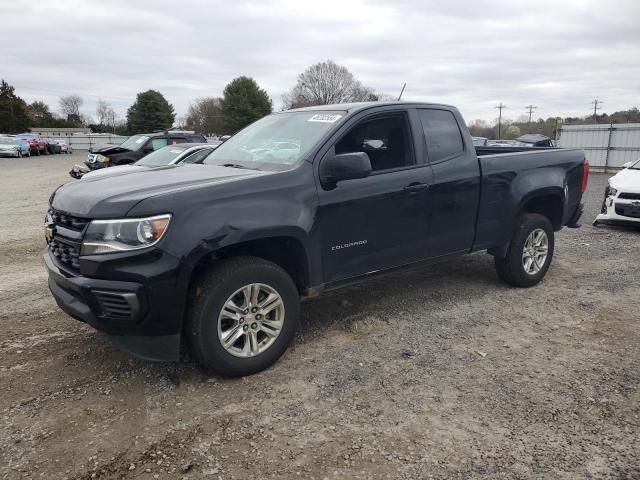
[51,164,266,217]
[611,168,640,193]
[90,143,131,155]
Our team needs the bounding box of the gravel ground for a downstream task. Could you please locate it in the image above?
[1,154,639,480]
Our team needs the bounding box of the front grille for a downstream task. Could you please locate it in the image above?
[93,291,136,320]
[49,209,90,231]
[618,192,640,200]
[615,203,640,218]
[47,209,90,271]
[49,237,81,270]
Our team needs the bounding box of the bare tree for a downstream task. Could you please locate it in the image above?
[96,99,117,130]
[59,94,83,119]
[282,60,378,109]
[185,97,223,135]
[95,99,109,125]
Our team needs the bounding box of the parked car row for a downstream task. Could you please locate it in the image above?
[70,130,210,178]
[0,133,73,157]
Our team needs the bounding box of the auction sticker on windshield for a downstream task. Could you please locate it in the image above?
[308,114,342,123]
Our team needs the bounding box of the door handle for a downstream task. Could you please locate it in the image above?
[403,183,429,194]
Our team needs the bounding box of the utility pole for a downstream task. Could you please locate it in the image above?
[525,104,537,128]
[495,102,506,139]
[591,99,602,123]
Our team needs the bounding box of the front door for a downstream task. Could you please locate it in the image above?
[316,112,432,284]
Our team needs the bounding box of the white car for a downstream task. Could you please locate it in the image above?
[0,136,22,157]
[56,140,73,154]
[78,143,217,180]
[594,159,640,227]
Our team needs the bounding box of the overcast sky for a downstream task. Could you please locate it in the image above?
[2,0,639,124]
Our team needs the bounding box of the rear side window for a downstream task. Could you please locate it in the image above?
[418,109,464,162]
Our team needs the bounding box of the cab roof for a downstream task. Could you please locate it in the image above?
[286,101,455,114]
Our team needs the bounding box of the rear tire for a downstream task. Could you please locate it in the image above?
[186,257,300,377]
[494,213,554,287]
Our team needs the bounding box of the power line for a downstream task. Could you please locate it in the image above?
[495,102,506,139]
[591,99,602,123]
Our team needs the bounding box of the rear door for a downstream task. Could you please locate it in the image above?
[417,108,481,257]
[316,109,433,283]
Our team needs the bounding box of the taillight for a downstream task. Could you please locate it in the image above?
[581,158,589,193]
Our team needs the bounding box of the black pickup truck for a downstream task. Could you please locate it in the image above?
[44,102,588,376]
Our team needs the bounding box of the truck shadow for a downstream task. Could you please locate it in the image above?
[298,252,500,338]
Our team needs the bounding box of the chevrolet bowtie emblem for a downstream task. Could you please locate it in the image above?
[44,223,55,243]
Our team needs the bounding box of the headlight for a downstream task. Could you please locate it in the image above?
[81,214,171,255]
[96,154,110,163]
[607,186,618,197]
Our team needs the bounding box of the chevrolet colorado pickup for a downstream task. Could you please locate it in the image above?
[44,102,588,376]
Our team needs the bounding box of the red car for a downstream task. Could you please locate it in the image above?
[16,133,48,155]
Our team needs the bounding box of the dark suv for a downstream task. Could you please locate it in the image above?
[70,130,207,178]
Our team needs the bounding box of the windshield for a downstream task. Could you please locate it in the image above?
[119,135,149,151]
[204,111,345,170]
[630,158,640,170]
[0,137,14,145]
[135,146,186,166]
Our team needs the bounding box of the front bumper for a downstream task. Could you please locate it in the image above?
[0,150,20,157]
[43,247,188,361]
[69,164,89,179]
[594,191,640,226]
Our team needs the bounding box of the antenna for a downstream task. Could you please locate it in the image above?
[397,83,406,101]
[495,102,506,139]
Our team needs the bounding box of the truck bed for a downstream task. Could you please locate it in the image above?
[472,146,586,253]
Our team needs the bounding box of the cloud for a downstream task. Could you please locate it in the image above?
[1,0,638,123]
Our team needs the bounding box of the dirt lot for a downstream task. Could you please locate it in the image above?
[1,153,639,480]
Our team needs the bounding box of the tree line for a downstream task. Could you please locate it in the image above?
[5,58,636,138]
[0,60,387,136]
[468,108,640,140]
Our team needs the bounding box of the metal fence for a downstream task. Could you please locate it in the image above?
[43,134,129,151]
[42,134,221,151]
[558,123,640,171]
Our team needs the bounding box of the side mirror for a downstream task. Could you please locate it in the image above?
[319,151,372,189]
[623,161,633,169]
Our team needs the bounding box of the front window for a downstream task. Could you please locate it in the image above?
[0,137,14,145]
[136,146,186,166]
[335,113,414,172]
[119,135,149,151]
[204,111,346,171]
[630,158,640,170]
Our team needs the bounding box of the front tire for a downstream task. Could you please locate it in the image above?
[494,213,555,287]
[186,257,300,377]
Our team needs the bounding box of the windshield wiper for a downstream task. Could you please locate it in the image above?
[221,163,260,171]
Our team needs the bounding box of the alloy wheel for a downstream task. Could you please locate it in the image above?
[522,228,548,275]
[217,283,284,358]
